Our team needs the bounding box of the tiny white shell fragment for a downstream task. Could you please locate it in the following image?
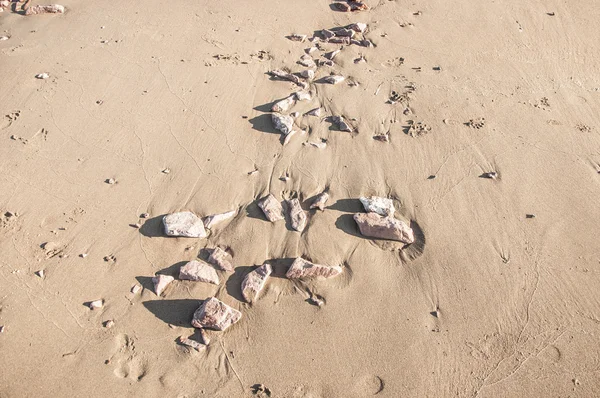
[35,73,49,79]
[323,75,345,85]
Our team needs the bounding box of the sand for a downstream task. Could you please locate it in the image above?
[1,0,600,396]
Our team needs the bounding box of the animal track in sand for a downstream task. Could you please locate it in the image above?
[109,334,149,381]
[575,123,593,133]
[405,120,431,137]
[465,117,485,129]
[2,110,20,130]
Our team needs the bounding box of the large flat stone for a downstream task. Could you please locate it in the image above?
[241,263,272,303]
[353,212,414,244]
[191,297,242,331]
[258,194,284,222]
[286,198,307,232]
[286,258,342,279]
[163,211,207,238]
[179,260,219,285]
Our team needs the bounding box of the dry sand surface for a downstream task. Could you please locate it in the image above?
[1,0,600,396]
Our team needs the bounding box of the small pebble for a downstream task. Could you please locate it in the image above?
[35,73,49,79]
[103,320,115,328]
[89,299,104,310]
[162,168,170,174]
[131,284,141,294]
[140,212,150,218]
[0,326,4,333]
[79,253,88,258]
[526,214,536,219]
[105,178,116,184]
[130,223,141,229]
[35,270,45,278]
[0,36,9,41]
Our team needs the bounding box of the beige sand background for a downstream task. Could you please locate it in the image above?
[1,0,600,396]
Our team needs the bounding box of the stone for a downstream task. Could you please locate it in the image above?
[328,37,351,45]
[325,50,340,60]
[258,194,284,222]
[294,91,311,101]
[359,196,395,216]
[89,299,103,310]
[103,320,115,328]
[332,116,352,132]
[299,55,316,68]
[305,107,321,117]
[140,212,150,218]
[268,69,308,89]
[286,198,307,232]
[287,34,307,42]
[179,260,219,285]
[199,329,210,345]
[35,73,49,79]
[481,172,498,180]
[353,212,415,244]
[307,140,326,149]
[334,28,355,37]
[323,75,345,85]
[179,336,205,351]
[203,209,236,229]
[305,46,318,54]
[310,192,329,211]
[348,22,367,33]
[35,270,45,278]
[241,263,272,303]
[131,284,141,294]
[153,274,174,296]
[286,258,343,279]
[271,95,296,112]
[271,113,294,135]
[349,1,369,11]
[208,247,234,272]
[300,69,315,79]
[163,211,207,238]
[191,297,242,331]
[25,4,65,15]
[321,29,336,39]
[0,36,9,41]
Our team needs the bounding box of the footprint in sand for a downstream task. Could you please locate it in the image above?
[353,374,384,395]
[109,334,148,381]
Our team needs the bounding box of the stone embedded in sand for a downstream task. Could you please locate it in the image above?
[191,297,242,331]
[349,1,369,11]
[271,95,296,112]
[310,192,329,211]
[208,247,234,272]
[131,284,141,294]
[332,116,352,132]
[295,91,311,101]
[307,140,327,149]
[179,260,219,285]
[305,46,318,54]
[25,4,65,15]
[271,113,294,135]
[333,2,351,12]
[325,50,340,60]
[258,194,285,222]
[287,34,307,42]
[103,320,115,328]
[268,69,308,89]
[241,263,272,303]
[359,196,395,216]
[324,75,345,85]
[89,299,103,310]
[328,37,351,45]
[348,22,367,33]
[153,274,174,296]
[300,69,315,80]
[481,172,498,180]
[353,212,415,244]
[36,73,49,79]
[335,28,355,37]
[163,211,207,238]
[286,198,307,232]
[203,209,236,229]
[286,258,343,279]
[305,107,321,117]
[199,329,210,345]
[0,36,9,41]
[299,55,316,68]
[321,29,335,39]
[179,336,205,351]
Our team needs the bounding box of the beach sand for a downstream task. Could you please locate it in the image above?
[1,0,600,396]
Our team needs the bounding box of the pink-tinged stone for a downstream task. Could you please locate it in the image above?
[353,212,415,244]
[163,211,207,238]
[258,194,284,222]
[88,299,103,310]
[25,4,64,15]
[272,113,294,135]
[153,274,174,296]
[179,260,219,285]
[191,297,242,331]
[310,192,329,211]
[348,22,367,33]
[324,75,345,85]
[286,258,343,279]
[271,95,296,112]
[179,336,205,351]
[241,264,272,303]
[199,329,210,345]
[208,247,234,272]
[268,69,308,89]
[286,198,307,232]
[203,210,236,229]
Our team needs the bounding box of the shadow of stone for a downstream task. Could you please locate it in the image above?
[139,215,166,238]
[142,299,201,327]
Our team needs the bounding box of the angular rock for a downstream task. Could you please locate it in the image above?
[359,196,395,216]
[268,69,308,89]
[295,91,311,101]
[305,46,318,54]
[241,263,272,303]
[321,29,336,39]
[258,194,284,222]
[271,113,294,135]
[163,211,207,238]
[208,247,234,272]
[203,209,236,229]
[325,50,340,60]
[328,37,351,45]
[286,198,307,232]
[353,212,415,243]
[299,55,316,68]
[300,69,315,79]
[310,192,329,211]
[179,260,219,285]
[286,258,343,279]
[323,75,345,85]
[88,299,103,310]
[271,95,296,112]
[349,1,369,11]
[305,107,321,117]
[287,34,307,42]
[153,274,175,296]
[199,328,210,345]
[191,297,242,331]
[334,28,355,37]
[348,22,367,33]
[36,73,50,79]
[25,4,65,15]
[332,116,352,132]
[179,336,205,351]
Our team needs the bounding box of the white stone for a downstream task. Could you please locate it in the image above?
[203,210,236,229]
[163,211,207,238]
[89,299,103,310]
[179,260,219,285]
[359,196,395,216]
[271,95,296,112]
[286,258,342,279]
[324,75,345,85]
[271,113,294,136]
[153,274,174,296]
[241,264,272,303]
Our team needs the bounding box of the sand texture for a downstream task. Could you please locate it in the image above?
[1,0,600,396]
